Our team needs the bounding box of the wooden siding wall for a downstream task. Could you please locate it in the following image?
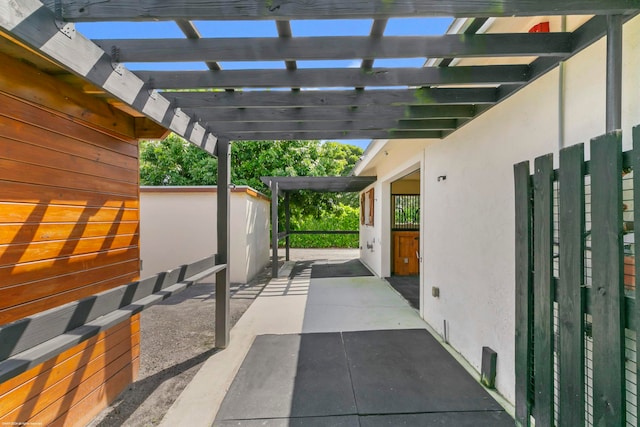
[0,53,141,425]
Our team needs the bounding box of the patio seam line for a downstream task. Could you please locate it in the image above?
[339,330,361,422]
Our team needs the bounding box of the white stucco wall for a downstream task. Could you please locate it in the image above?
[359,147,427,278]
[140,186,270,283]
[356,14,640,406]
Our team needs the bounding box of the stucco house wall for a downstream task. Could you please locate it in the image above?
[355,14,640,405]
[140,186,270,284]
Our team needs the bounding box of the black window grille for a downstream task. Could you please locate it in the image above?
[392,194,420,230]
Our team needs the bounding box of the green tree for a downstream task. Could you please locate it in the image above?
[140,134,217,185]
[139,135,364,219]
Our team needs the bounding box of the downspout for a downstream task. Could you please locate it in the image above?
[558,16,567,150]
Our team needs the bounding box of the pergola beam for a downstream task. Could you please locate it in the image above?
[164,88,498,108]
[58,0,640,21]
[0,0,218,154]
[209,119,458,133]
[138,65,528,89]
[193,105,476,123]
[174,19,221,71]
[95,33,572,62]
[218,130,443,141]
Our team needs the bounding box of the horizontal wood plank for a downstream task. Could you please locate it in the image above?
[200,105,475,123]
[0,247,139,289]
[0,203,139,225]
[137,65,529,89]
[59,0,640,20]
[0,135,138,184]
[0,316,137,397]
[0,101,138,167]
[0,272,139,325]
[48,356,139,427]
[0,233,138,267]
[0,266,183,359]
[0,259,141,309]
[166,88,497,109]
[98,33,571,62]
[4,347,138,425]
[0,159,138,197]
[0,221,139,246]
[220,129,442,141]
[209,118,458,133]
[0,181,138,207]
[0,327,138,418]
[0,52,138,140]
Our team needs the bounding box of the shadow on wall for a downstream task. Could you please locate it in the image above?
[0,198,140,426]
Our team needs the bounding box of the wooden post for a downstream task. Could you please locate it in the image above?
[215,139,231,349]
[285,191,291,261]
[606,15,623,133]
[558,144,585,427]
[533,154,555,427]
[514,161,533,427]
[271,181,279,278]
[591,132,624,426]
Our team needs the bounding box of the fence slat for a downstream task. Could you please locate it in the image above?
[633,124,640,417]
[558,143,585,427]
[514,161,533,427]
[533,154,555,427]
[590,131,625,426]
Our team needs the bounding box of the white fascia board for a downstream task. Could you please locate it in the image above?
[352,138,389,176]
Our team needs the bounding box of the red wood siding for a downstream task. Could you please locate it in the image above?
[0,51,144,426]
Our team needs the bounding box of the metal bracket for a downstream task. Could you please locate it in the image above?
[147,88,159,101]
[54,20,76,39]
[109,46,124,75]
[111,62,125,76]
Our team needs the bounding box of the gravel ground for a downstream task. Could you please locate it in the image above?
[86,268,271,427]
[86,249,359,427]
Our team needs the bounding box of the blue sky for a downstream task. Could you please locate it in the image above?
[77,17,453,150]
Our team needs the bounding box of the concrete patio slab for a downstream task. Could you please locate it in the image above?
[215,415,360,426]
[358,411,514,426]
[214,329,509,426]
[215,333,356,421]
[160,256,512,427]
[342,329,503,414]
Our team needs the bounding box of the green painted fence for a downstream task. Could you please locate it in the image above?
[514,126,640,427]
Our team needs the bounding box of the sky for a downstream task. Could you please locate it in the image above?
[77,18,453,150]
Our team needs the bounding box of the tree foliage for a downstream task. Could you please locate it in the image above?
[139,134,217,185]
[139,135,364,219]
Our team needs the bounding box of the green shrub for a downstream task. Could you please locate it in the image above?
[286,204,359,248]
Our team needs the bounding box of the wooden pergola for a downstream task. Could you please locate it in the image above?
[2,1,639,152]
[261,176,377,277]
[1,3,639,424]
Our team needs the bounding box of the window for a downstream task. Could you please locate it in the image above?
[361,188,374,226]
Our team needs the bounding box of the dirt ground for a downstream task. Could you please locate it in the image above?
[86,268,271,427]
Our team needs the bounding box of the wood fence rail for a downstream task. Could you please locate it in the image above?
[0,255,225,384]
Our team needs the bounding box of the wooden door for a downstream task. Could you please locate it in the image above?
[393,231,420,275]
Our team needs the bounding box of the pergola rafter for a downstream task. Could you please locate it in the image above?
[4,0,637,143]
[56,0,640,21]
[93,33,573,62]
[18,1,636,141]
[138,65,529,89]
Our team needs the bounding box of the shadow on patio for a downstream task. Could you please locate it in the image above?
[161,252,513,427]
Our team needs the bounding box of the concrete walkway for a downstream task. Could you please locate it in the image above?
[160,256,512,426]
